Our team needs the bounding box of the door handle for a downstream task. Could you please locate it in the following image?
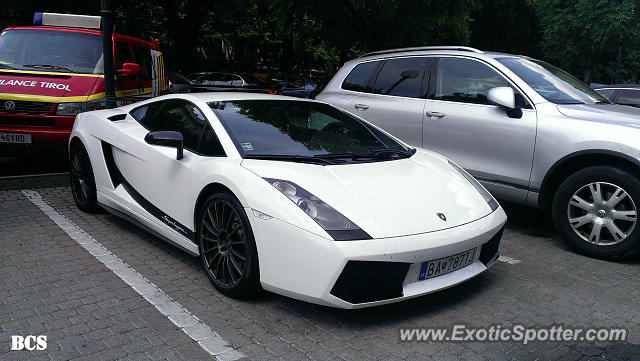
[426,111,445,118]
[354,103,369,110]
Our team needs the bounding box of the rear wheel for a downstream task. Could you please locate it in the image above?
[552,166,640,260]
[197,191,260,297]
[69,141,99,213]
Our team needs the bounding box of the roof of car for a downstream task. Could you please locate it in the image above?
[4,26,160,49]
[354,46,521,63]
[187,92,308,102]
[592,84,640,89]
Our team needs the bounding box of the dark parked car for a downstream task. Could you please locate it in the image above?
[186,72,279,94]
[592,84,640,108]
[279,76,318,98]
[168,70,193,93]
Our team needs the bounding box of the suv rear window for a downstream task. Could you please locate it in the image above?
[373,57,428,98]
[341,61,379,92]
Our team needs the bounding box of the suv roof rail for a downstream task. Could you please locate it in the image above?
[360,46,484,58]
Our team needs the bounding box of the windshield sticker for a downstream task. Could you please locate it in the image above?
[241,142,254,151]
[0,79,71,92]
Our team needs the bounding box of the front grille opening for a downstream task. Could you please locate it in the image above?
[330,261,410,304]
[0,100,54,115]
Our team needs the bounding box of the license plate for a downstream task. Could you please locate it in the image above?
[0,132,32,144]
[418,247,478,280]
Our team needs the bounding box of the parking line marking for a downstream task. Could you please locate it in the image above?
[23,190,244,361]
[498,255,522,264]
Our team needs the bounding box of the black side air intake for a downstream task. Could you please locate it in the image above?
[479,227,504,265]
[330,261,410,304]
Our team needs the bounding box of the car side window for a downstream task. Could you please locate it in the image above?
[341,61,379,92]
[132,45,153,80]
[595,88,616,100]
[373,57,428,98]
[285,77,305,89]
[115,42,133,70]
[433,57,529,108]
[198,124,226,156]
[131,100,206,151]
[617,89,640,107]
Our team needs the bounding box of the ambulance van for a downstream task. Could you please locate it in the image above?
[0,13,169,153]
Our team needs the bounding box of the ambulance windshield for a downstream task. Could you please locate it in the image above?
[0,29,103,74]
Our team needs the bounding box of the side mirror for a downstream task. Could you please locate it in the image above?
[144,131,184,160]
[487,86,516,109]
[118,62,141,77]
[487,86,522,118]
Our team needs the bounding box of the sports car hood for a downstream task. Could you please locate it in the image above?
[556,104,640,127]
[241,150,493,239]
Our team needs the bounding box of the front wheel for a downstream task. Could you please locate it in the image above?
[197,191,261,297]
[69,141,99,213]
[552,166,640,260]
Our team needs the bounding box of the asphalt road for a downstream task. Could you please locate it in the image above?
[1,185,639,360]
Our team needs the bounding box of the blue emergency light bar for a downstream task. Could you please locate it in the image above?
[33,12,101,29]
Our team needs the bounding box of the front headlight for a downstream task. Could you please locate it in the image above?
[265,178,372,241]
[55,102,86,116]
[448,160,499,211]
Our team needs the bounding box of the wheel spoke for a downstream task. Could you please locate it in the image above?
[589,183,603,204]
[226,257,238,284]
[202,219,219,237]
[229,253,242,273]
[611,210,637,222]
[224,206,234,231]
[215,254,224,279]
[208,252,221,270]
[570,195,594,212]
[605,222,626,243]
[206,209,222,235]
[605,188,627,208]
[569,214,592,229]
[216,202,225,228]
[230,247,246,261]
[228,223,241,237]
[589,223,602,244]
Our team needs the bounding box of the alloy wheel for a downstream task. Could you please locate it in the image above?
[70,145,92,204]
[200,199,248,287]
[567,182,637,246]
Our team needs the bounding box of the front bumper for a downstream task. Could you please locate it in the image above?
[248,207,507,309]
[0,113,75,151]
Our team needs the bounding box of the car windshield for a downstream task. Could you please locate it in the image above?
[0,29,103,74]
[497,57,609,104]
[209,100,412,161]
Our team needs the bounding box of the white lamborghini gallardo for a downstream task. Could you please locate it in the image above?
[69,93,507,308]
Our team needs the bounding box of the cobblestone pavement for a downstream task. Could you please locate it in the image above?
[1,186,639,360]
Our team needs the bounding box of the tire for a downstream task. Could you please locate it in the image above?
[197,190,261,297]
[69,141,99,213]
[552,165,640,260]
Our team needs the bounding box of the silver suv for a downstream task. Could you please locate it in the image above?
[317,46,640,259]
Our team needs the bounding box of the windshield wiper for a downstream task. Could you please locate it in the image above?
[23,64,77,73]
[364,148,415,159]
[244,154,341,165]
[0,63,16,70]
[315,148,415,161]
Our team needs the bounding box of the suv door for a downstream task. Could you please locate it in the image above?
[349,57,430,147]
[423,56,537,203]
[115,99,210,237]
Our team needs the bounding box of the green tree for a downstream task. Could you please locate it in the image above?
[534,0,640,83]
